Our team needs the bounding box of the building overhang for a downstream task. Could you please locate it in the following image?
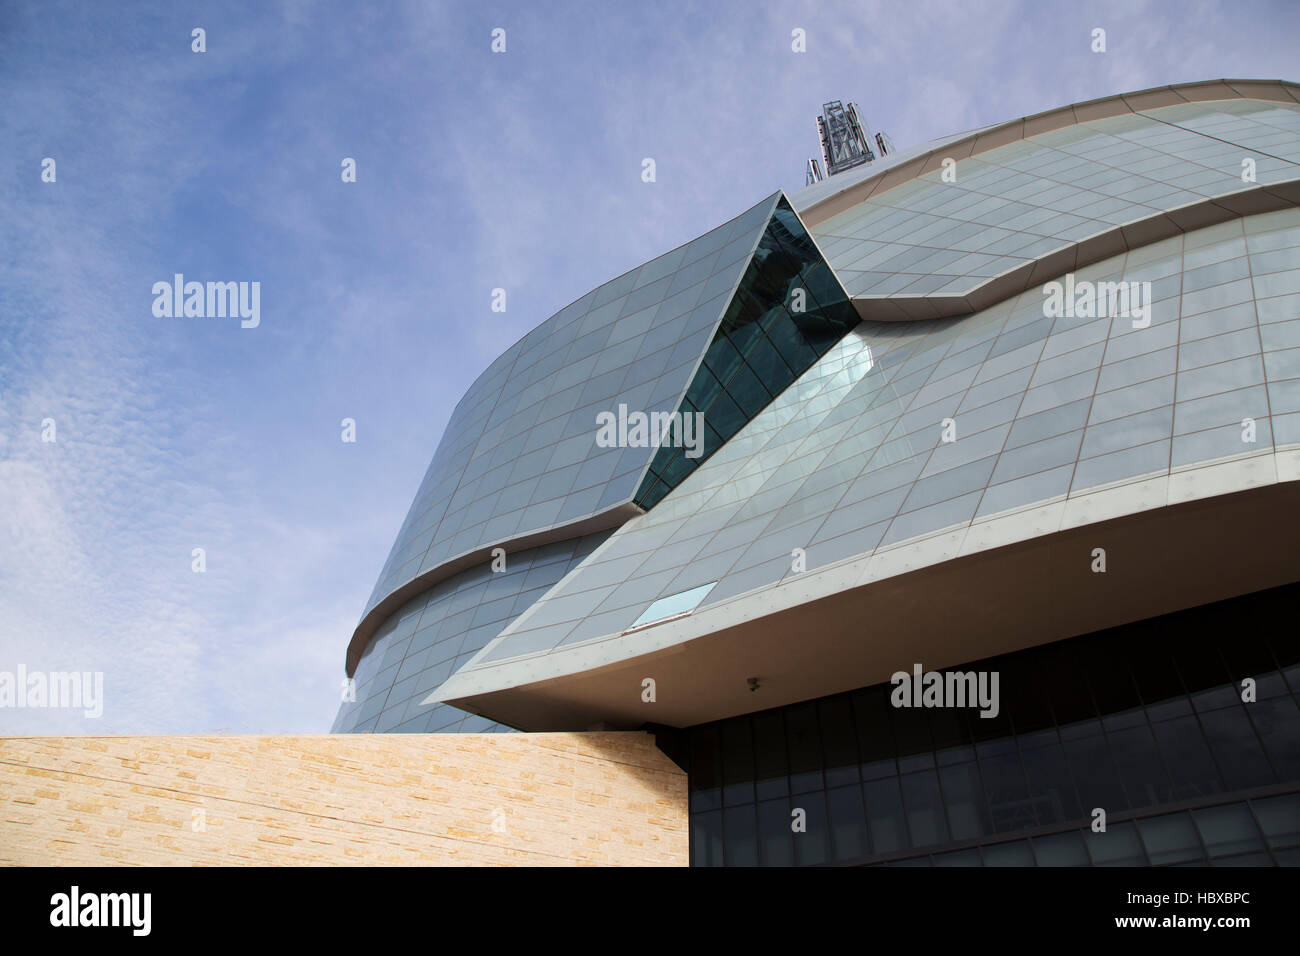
[435,449,1300,730]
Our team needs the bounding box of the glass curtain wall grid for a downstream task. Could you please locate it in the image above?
[460,206,1300,669]
[675,583,1300,867]
[356,194,778,619]
[333,530,612,733]
[636,197,861,508]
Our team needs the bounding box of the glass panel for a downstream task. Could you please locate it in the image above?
[1192,803,1265,858]
[692,810,724,866]
[933,848,983,866]
[940,762,991,840]
[1151,715,1224,800]
[982,840,1036,866]
[722,717,756,807]
[1032,831,1090,866]
[863,778,909,855]
[792,792,830,865]
[1252,793,1300,850]
[827,785,869,861]
[1086,822,1147,866]
[757,798,795,866]
[635,196,860,507]
[901,770,950,847]
[722,805,758,866]
[1137,812,1204,866]
[1020,737,1081,825]
[628,581,718,629]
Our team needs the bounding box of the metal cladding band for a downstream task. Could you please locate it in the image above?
[345,504,639,676]
[848,182,1300,322]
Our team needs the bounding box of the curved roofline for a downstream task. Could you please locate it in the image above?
[799,79,1300,229]
[848,180,1300,322]
[345,502,642,676]
[435,191,782,431]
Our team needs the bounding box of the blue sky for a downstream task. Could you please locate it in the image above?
[1,0,1297,734]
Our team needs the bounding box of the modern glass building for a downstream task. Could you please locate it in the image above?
[334,79,1300,866]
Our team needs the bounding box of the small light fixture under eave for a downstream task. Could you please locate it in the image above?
[622,581,718,634]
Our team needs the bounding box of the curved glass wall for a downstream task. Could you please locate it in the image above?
[359,195,777,617]
[806,98,1300,299]
[333,530,611,733]
[467,207,1300,666]
[347,192,865,684]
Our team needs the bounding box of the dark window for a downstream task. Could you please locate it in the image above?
[721,716,756,807]
[1137,812,1204,866]
[1086,821,1147,866]
[939,761,992,841]
[901,769,950,847]
[826,785,869,861]
[1151,715,1224,800]
[1199,706,1275,790]
[1019,734,1081,826]
[756,798,794,866]
[1107,723,1173,808]
[863,777,909,855]
[792,792,830,866]
[722,805,758,866]
[685,583,1300,865]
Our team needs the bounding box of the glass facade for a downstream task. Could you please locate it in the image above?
[807,98,1300,299]
[341,193,859,713]
[460,207,1300,670]
[636,197,861,509]
[358,194,777,618]
[672,583,1300,866]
